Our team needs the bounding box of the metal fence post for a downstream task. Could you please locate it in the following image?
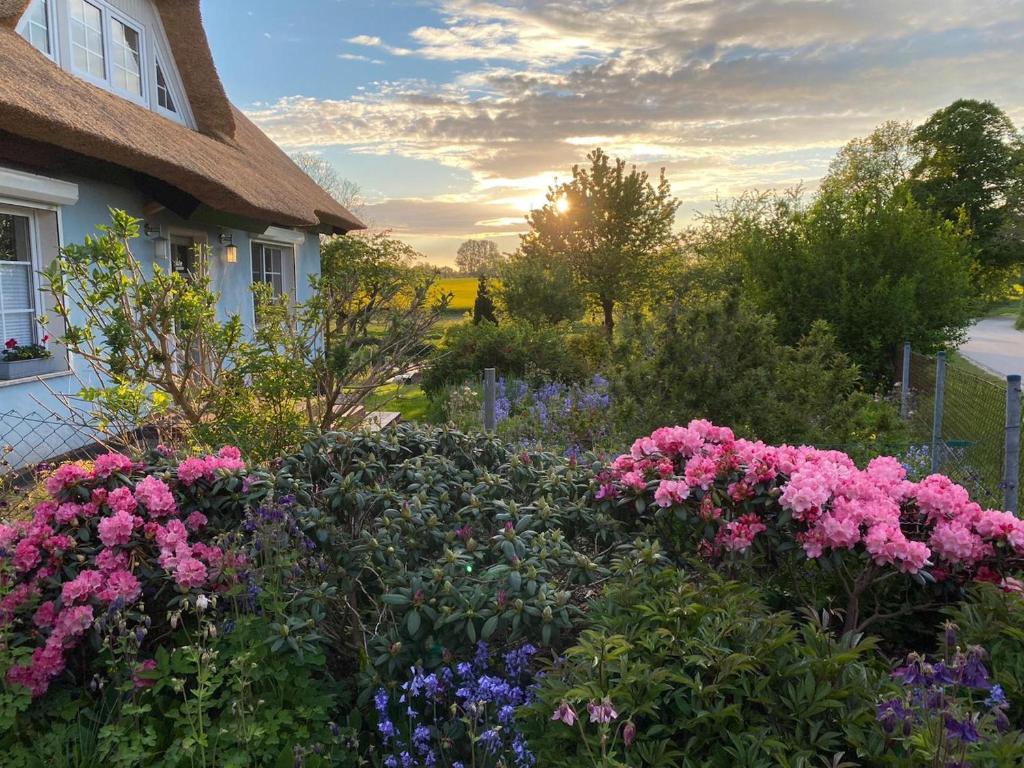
[1003,374,1022,515]
[900,341,911,419]
[930,352,946,474]
[483,368,496,432]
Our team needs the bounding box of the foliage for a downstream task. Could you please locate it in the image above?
[820,120,919,203]
[290,151,364,212]
[2,337,51,362]
[522,148,678,337]
[447,374,615,456]
[273,426,617,697]
[709,188,975,381]
[371,642,537,767]
[421,318,593,398]
[525,570,890,768]
[472,276,498,325]
[876,634,1024,767]
[612,295,892,447]
[944,584,1024,724]
[456,239,503,277]
[911,99,1024,280]
[42,213,446,461]
[597,420,1024,637]
[497,249,586,326]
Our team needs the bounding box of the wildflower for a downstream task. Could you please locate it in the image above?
[551,701,577,726]
[623,720,637,747]
[587,697,618,724]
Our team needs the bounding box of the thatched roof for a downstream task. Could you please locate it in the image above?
[0,1,363,233]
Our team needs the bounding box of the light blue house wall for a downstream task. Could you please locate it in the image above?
[0,172,322,470]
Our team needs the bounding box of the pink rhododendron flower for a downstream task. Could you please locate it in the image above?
[654,479,689,508]
[61,569,104,603]
[134,475,176,517]
[186,511,208,531]
[55,503,83,525]
[95,548,129,573]
[44,463,90,496]
[13,539,40,572]
[92,452,134,478]
[174,557,208,589]
[32,601,57,629]
[176,457,208,486]
[107,487,138,515]
[97,510,139,547]
[98,570,141,604]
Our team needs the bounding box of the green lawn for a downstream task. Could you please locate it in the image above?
[362,383,431,422]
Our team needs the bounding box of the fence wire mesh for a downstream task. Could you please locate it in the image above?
[0,409,105,478]
[903,352,1019,511]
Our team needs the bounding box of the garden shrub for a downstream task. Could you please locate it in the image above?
[525,569,891,767]
[945,584,1024,724]
[596,420,1024,639]
[274,426,620,700]
[421,319,592,398]
[612,294,902,449]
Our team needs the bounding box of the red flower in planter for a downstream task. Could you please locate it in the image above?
[4,338,16,349]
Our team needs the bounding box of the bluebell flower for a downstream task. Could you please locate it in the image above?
[985,684,1007,708]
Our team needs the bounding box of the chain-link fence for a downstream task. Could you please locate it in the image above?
[901,348,1022,513]
[0,409,106,477]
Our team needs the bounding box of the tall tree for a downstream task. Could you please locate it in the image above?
[498,248,585,326]
[821,121,919,203]
[522,148,678,338]
[290,152,364,212]
[455,239,501,276]
[910,99,1024,277]
[472,275,497,324]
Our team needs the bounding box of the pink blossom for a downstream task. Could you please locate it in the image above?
[185,511,208,531]
[133,659,158,689]
[654,479,689,508]
[106,487,138,515]
[552,701,577,726]
[619,471,647,492]
[44,463,91,496]
[61,569,104,603]
[92,453,134,478]
[134,475,176,517]
[587,697,619,724]
[95,548,129,573]
[176,457,209,486]
[174,557,208,589]
[32,601,57,629]
[97,510,138,547]
[55,503,83,525]
[13,539,40,572]
[98,570,141,604]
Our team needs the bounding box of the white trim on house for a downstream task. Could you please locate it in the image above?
[0,168,79,208]
[257,226,307,246]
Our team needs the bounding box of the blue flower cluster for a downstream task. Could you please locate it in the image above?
[493,374,612,456]
[375,641,538,768]
[877,634,1011,763]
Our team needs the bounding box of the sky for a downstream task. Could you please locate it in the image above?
[201,0,1024,266]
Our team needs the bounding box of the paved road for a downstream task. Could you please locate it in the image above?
[959,316,1024,378]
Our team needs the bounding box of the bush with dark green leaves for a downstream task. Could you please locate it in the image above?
[274,426,632,702]
[421,318,594,398]
[524,569,893,768]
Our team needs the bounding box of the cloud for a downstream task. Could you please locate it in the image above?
[337,53,384,64]
[248,0,1024,258]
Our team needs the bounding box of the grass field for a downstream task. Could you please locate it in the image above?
[362,383,432,422]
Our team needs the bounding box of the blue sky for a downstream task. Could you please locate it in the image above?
[202,0,1024,265]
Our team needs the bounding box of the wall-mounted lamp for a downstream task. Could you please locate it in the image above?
[219,232,238,263]
[143,223,164,239]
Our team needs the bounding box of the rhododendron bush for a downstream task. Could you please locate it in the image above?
[0,447,263,699]
[596,420,1024,633]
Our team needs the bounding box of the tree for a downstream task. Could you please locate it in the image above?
[472,275,497,324]
[821,121,918,203]
[497,249,585,326]
[455,239,501,276]
[521,148,678,338]
[290,152,364,212]
[910,99,1024,279]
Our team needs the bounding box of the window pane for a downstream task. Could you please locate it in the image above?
[111,18,142,95]
[69,0,105,79]
[251,243,263,281]
[25,0,50,55]
[0,213,36,345]
[156,62,176,112]
[0,264,32,311]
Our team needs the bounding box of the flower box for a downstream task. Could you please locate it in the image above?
[0,355,63,380]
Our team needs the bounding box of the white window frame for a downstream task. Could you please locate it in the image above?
[0,205,47,349]
[154,54,184,124]
[65,0,149,108]
[250,238,298,325]
[16,0,58,61]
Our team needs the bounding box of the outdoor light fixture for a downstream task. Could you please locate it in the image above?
[143,223,163,238]
[219,232,238,263]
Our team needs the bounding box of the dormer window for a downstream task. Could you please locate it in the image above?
[18,0,193,126]
[68,0,104,80]
[19,0,55,58]
[156,61,176,114]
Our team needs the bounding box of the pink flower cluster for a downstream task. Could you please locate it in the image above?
[176,446,245,486]
[602,420,1024,580]
[0,448,245,698]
